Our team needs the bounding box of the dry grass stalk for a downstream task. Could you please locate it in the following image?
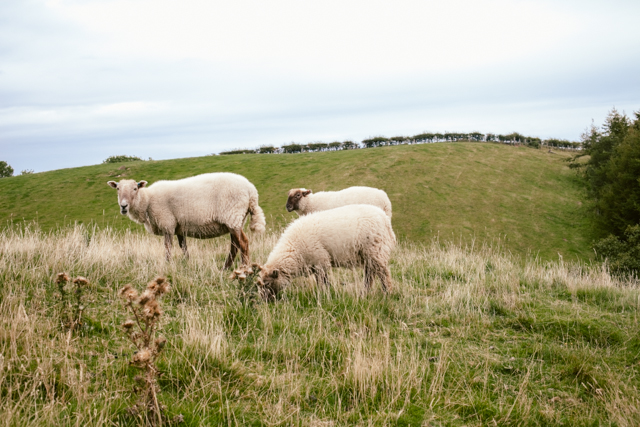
[119,276,171,426]
[55,272,89,332]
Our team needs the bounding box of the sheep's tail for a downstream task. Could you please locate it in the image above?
[385,216,396,245]
[248,197,266,233]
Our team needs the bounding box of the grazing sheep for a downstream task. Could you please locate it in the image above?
[107,172,265,267]
[257,204,395,299]
[286,186,392,218]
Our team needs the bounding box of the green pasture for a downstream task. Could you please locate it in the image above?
[0,143,593,260]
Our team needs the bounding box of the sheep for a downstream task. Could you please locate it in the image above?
[107,172,266,268]
[286,186,392,218]
[257,204,395,299]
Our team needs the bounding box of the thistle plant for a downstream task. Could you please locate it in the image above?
[119,277,170,425]
[228,263,261,303]
[55,272,89,331]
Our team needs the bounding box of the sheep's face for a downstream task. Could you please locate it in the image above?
[107,179,147,215]
[286,188,312,212]
[257,268,287,300]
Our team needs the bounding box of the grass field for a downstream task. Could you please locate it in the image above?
[1,225,638,426]
[0,142,593,260]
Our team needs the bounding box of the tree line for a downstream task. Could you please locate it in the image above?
[219,132,579,155]
[571,108,640,276]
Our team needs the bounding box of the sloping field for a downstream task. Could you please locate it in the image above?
[0,143,593,260]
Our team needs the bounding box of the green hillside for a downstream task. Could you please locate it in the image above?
[0,143,593,260]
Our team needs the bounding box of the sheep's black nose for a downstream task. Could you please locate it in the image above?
[286,205,293,212]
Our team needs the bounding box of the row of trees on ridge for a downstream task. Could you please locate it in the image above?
[219,132,579,155]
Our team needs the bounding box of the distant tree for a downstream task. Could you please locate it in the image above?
[413,133,434,143]
[0,161,13,178]
[219,149,255,155]
[328,141,343,150]
[282,143,305,153]
[389,136,407,145]
[307,142,328,152]
[258,145,277,154]
[21,169,34,175]
[468,132,484,142]
[342,140,359,150]
[526,137,541,149]
[485,133,497,142]
[362,137,388,148]
[103,155,144,164]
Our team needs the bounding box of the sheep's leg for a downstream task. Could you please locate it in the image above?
[377,264,393,293]
[312,267,329,287]
[224,230,240,270]
[238,230,250,266]
[164,234,173,261]
[177,235,189,259]
[364,263,375,290]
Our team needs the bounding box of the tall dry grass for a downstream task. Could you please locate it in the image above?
[1,224,639,426]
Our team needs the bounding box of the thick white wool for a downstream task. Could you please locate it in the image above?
[262,204,395,289]
[297,186,392,218]
[124,172,265,237]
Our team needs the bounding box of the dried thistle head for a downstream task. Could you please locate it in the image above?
[56,272,70,284]
[146,279,159,293]
[138,290,154,305]
[122,319,135,330]
[142,300,161,319]
[146,276,169,295]
[155,336,167,352]
[132,349,151,364]
[73,276,90,286]
[155,280,170,296]
[119,284,139,302]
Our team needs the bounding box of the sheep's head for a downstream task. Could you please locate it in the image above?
[257,266,288,300]
[107,179,147,215]
[286,188,312,212]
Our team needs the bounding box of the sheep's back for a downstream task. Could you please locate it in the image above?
[310,187,391,216]
[147,173,256,229]
[282,204,394,265]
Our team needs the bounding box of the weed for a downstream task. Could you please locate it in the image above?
[54,272,89,332]
[119,277,172,425]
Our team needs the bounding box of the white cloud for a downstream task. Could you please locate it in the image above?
[45,0,582,75]
[0,0,638,172]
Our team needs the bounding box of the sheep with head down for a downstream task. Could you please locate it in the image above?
[286,186,392,218]
[257,204,395,299]
[107,172,265,268]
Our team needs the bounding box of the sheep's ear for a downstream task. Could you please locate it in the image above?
[107,181,118,189]
[137,181,148,188]
[270,269,279,279]
[302,189,312,196]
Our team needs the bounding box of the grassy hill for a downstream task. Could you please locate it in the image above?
[0,142,593,260]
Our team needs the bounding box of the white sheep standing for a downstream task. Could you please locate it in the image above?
[257,204,395,299]
[286,186,392,218]
[107,172,265,268]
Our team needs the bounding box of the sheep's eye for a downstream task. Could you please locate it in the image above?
[134,188,137,191]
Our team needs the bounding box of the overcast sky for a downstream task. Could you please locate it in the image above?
[1,0,639,172]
